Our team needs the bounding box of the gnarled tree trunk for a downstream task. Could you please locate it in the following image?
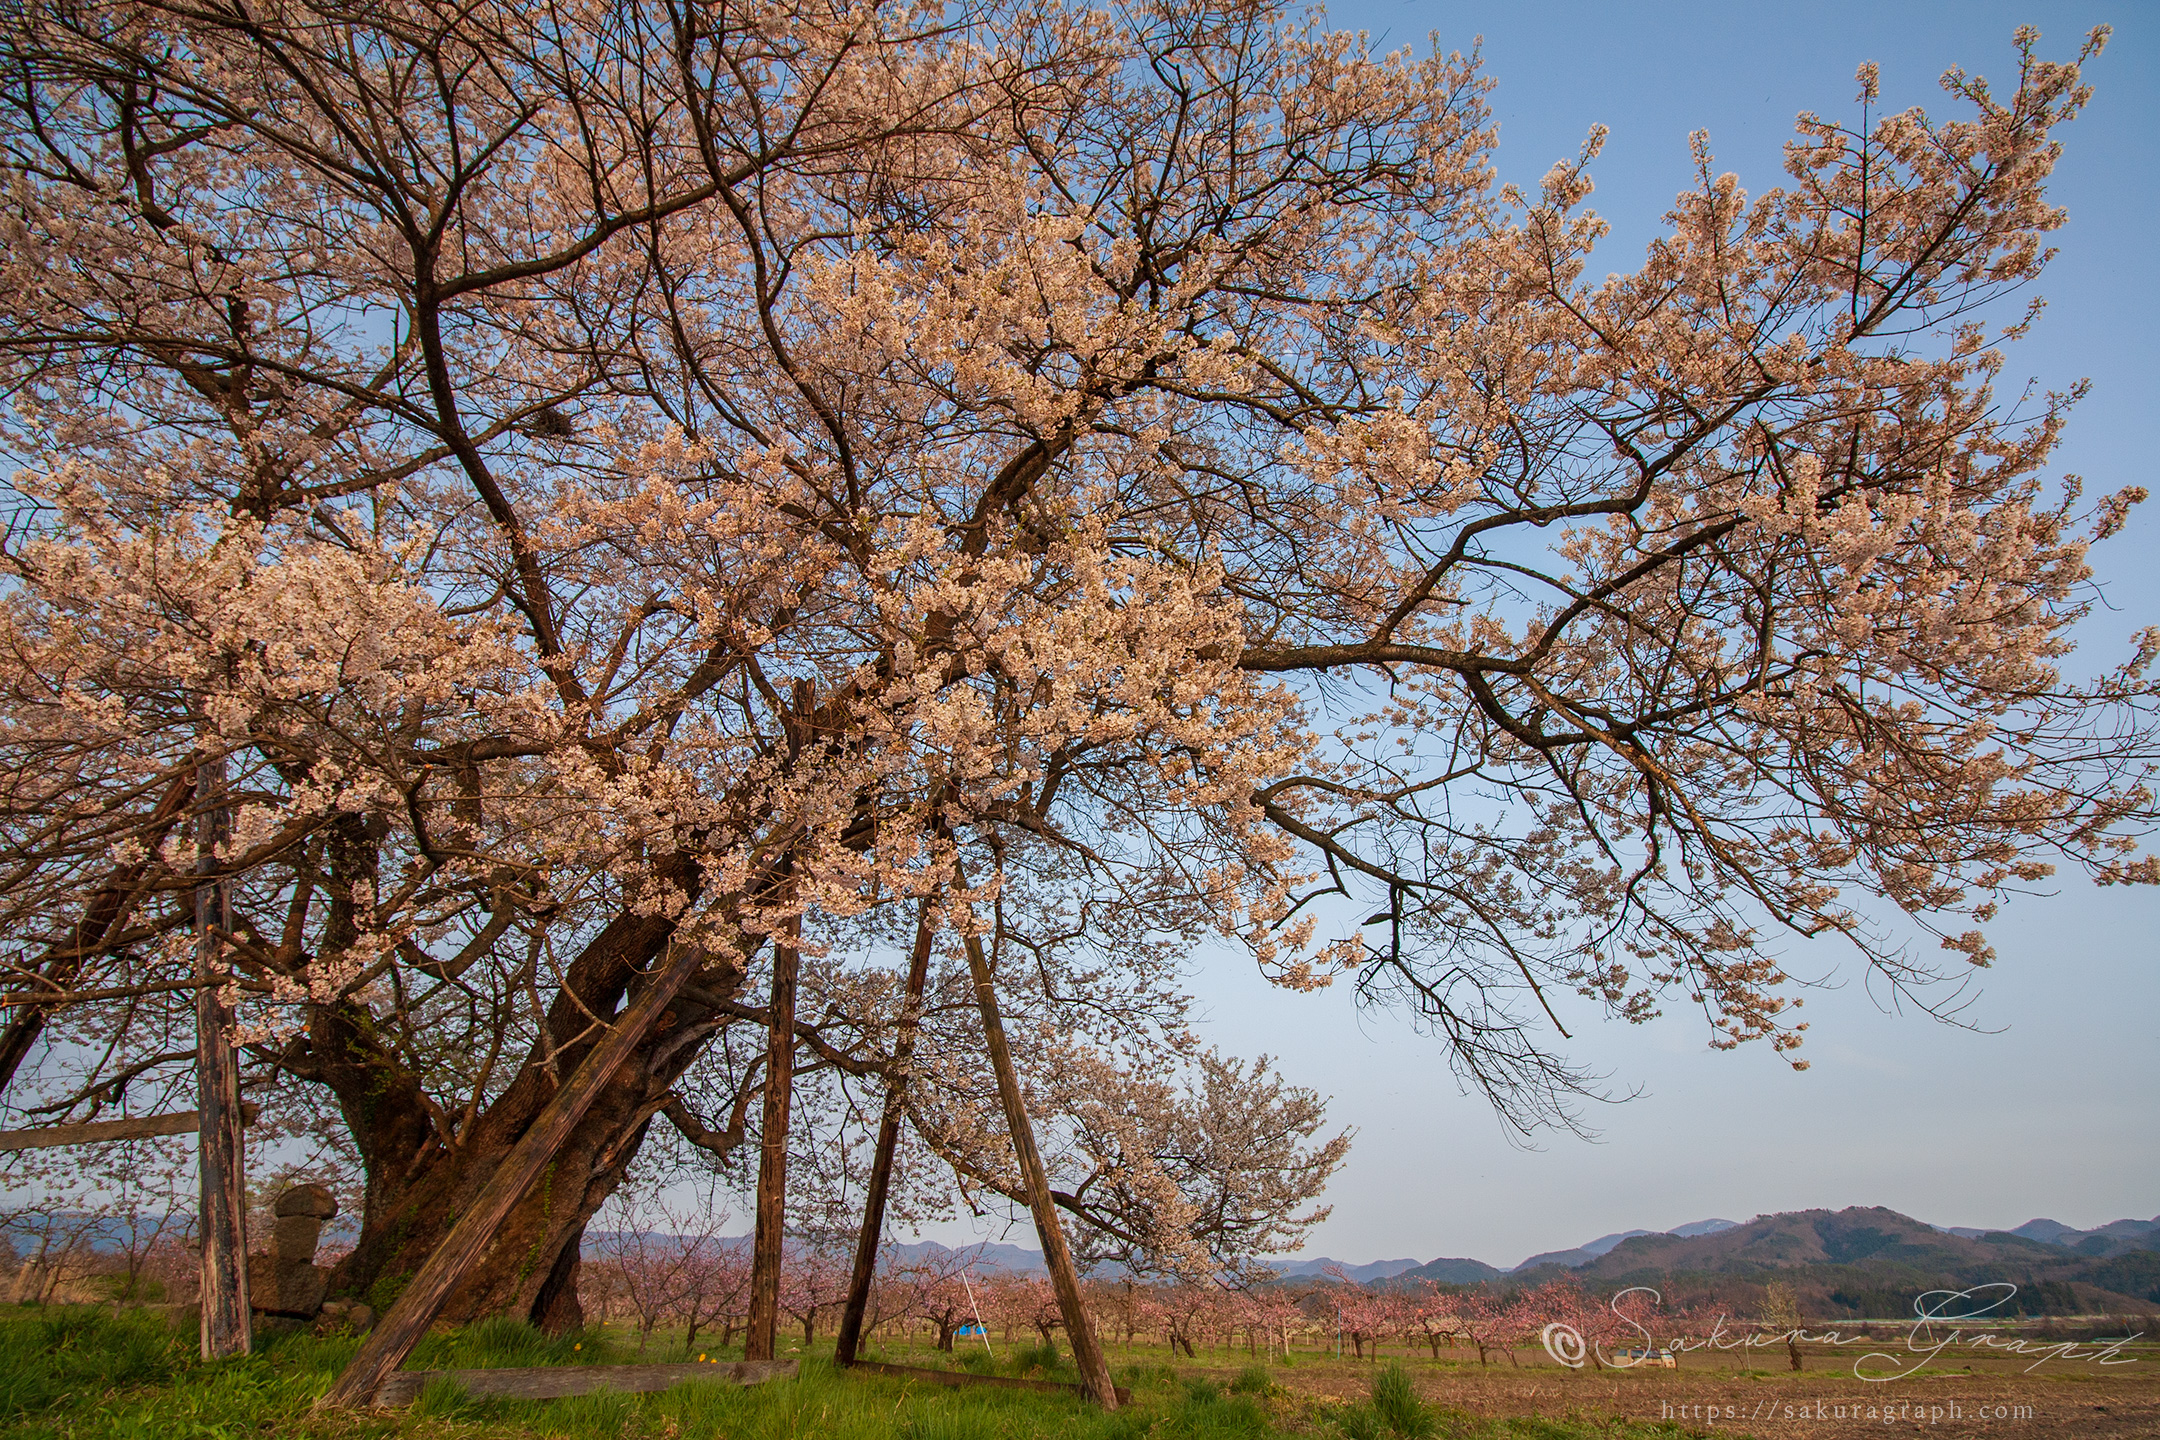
[311,845,744,1328]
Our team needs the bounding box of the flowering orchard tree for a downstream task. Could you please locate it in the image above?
[1,0,2152,1348]
[1405,1279,1468,1359]
[877,1245,993,1352]
[586,1181,744,1353]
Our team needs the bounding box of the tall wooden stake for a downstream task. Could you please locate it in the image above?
[959,922,1118,1409]
[316,941,708,1409]
[833,898,936,1365]
[743,915,798,1363]
[194,753,251,1359]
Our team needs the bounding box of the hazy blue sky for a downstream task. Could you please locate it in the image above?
[923,2,2160,1270]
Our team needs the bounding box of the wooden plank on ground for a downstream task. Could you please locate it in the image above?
[847,1360,1130,1405]
[374,1358,795,1407]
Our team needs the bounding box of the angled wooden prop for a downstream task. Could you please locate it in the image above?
[316,943,708,1409]
[958,921,1119,1410]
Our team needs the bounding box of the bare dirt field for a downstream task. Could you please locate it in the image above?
[1178,1341,2160,1438]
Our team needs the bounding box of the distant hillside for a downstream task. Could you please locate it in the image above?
[1395,1256,1506,1285]
[1512,1229,1653,1272]
[1542,1206,2058,1280]
[881,1240,1047,1274]
[572,1204,2155,1316]
[1670,1218,1742,1238]
[580,1234,1051,1275]
[1943,1215,2159,1259]
[1503,1206,2160,1318]
[1268,1257,1424,1283]
[1388,1217,1736,1285]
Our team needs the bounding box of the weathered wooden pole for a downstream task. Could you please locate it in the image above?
[957,919,1118,1409]
[316,941,710,1409]
[194,753,251,1359]
[832,898,936,1365]
[742,913,799,1363]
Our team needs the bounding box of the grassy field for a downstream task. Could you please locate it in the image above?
[0,1305,1706,1440]
[11,1305,2160,1438]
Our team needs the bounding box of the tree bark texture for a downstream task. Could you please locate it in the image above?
[195,754,251,1360]
[743,917,798,1363]
[310,840,744,1330]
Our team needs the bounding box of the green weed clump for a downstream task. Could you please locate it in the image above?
[406,1312,618,1370]
[1011,1338,1063,1374]
[1370,1362,1434,1437]
[1331,1361,1434,1439]
[410,1371,476,1418]
[1165,1373,1269,1438]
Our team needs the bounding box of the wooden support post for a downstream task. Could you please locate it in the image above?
[743,915,798,1363]
[833,898,935,1365]
[315,942,709,1410]
[194,754,250,1360]
[958,919,1118,1409]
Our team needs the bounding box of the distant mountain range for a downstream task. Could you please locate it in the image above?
[1266,1257,1426,1284]
[847,1208,2159,1294]
[1506,1217,1741,1274]
[1349,1207,2160,1317]
[880,1240,1048,1275]
[1292,1208,2158,1287]
[1938,1215,2160,1259]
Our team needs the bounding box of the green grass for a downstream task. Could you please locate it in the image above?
[0,1305,1709,1440]
[406,1314,622,1371]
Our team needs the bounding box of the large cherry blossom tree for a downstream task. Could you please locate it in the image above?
[0,0,2148,1376]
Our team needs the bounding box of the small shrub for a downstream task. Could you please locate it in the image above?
[92,1273,167,1303]
[1229,1363,1272,1395]
[1183,1376,1222,1405]
[956,1346,999,1375]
